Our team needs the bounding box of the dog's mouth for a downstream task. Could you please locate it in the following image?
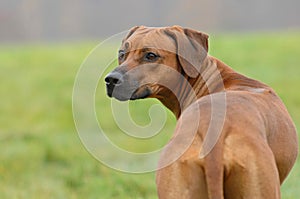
[106,83,151,101]
[130,86,151,100]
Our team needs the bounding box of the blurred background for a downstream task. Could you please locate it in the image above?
[1,0,300,42]
[1,0,299,198]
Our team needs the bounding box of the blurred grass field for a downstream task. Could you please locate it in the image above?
[1,32,300,199]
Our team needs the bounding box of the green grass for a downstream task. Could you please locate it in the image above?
[1,31,300,198]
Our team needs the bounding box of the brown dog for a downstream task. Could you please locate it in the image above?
[105,26,298,198]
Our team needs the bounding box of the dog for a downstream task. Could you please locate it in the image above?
[105,26,298,198]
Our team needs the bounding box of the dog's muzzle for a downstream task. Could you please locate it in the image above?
[105,71,151,101]
[105,72,124,97]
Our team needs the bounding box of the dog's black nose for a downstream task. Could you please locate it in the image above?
[105,72,124,86]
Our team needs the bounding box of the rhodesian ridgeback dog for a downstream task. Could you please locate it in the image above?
[105,26,298,199]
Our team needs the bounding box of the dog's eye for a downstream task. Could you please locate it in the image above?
[118,50,125,61]
[144,52,159,62]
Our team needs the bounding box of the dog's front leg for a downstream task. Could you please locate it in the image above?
[156,159,209,199]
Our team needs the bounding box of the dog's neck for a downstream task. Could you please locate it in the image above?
[157,56,268,119]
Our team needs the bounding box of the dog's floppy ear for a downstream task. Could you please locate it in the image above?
[164,26,209,78]
[122,26,141,43]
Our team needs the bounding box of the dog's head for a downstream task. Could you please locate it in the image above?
[105,26,209,101]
